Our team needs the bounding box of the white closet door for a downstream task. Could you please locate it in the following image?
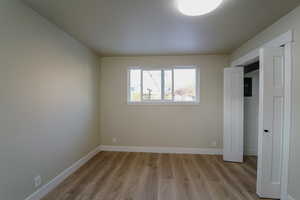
[257,47,284,199]
[223,67,244,163]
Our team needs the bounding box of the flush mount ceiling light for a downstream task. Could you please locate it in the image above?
[176,0,223,16]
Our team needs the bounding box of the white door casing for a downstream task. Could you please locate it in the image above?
[257,47,285,199]
[223,67,244,163]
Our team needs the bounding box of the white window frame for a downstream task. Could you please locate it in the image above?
[127,65,200,105]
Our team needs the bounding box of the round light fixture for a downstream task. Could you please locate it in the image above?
[176,0,223,16]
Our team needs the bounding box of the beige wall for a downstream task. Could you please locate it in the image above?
[231,5,300,199]
[0,1,100,200]
[100,55,229,149]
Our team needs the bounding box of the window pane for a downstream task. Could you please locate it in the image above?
[174,68,196,102]
[129,69,141,102]
[164,70,173,100]
[143,70,162,100]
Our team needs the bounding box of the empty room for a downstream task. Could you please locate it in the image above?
[1,0,300,200]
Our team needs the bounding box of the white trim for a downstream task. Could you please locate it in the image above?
[256,52,264,196]
[100,145,223,155]
[24,146,102,200]
[230,30,293,200]
[281,42,293,200]
[288,195,296,200]
[263,30,293,47]
[231,30,293,67]
[231,49,259,67]
[127,101,200,106]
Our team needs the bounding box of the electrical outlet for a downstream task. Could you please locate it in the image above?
[211,141,217,147]
[34,175,42,188]
[112,138,117,143]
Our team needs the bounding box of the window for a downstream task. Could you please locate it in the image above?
[128,66,199,104]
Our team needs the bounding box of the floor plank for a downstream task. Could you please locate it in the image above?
[43,152,272,200]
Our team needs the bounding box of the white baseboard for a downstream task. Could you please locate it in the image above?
[25,145,102,200]
[100,145,223,155]
[288,195,296,200]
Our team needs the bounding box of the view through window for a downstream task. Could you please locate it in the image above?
[128,66,199,103]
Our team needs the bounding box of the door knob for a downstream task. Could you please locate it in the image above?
[264,130,270,133]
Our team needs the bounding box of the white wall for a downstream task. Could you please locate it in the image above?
[244,71,259,156]
[231,5,300,199]
[100,55,229,149]
[0,1,100,200]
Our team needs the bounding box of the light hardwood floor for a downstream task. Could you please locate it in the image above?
[43,152,270,200]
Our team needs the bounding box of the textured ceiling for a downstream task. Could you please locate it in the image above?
[23,0,300,56]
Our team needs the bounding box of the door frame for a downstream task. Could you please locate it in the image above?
[230,30,293,200]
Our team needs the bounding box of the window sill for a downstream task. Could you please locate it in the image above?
[127,101,200,106]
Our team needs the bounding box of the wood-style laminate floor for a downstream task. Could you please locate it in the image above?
[43,152,269,200]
